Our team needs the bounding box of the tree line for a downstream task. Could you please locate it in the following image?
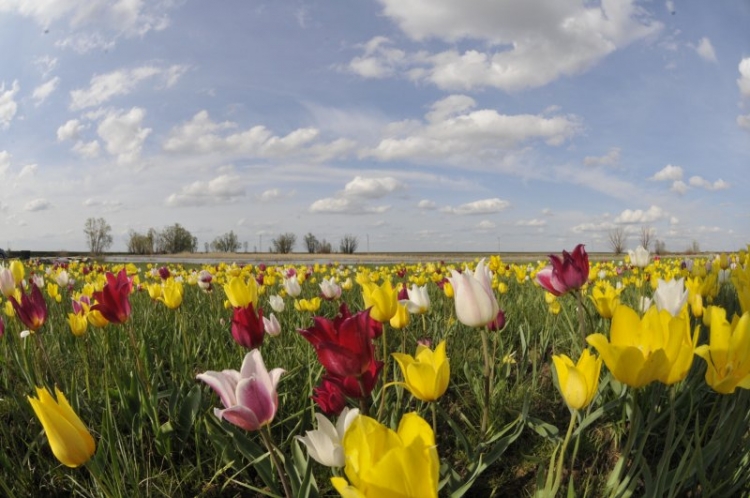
[83,218,361,255]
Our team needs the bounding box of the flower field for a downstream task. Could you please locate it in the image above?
[1,245,749,497]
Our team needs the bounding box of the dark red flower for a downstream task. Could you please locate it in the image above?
[158,266,171,280]
[397,283,408,301]
[488,309,507,332]
[299,303,381,378]
[91,269,133,324]
[535,244,590,296]
[311,378,347,416]
[0,316,5,337]
[327,359,383,399]
[231,304,265,350]
[10,283,48,332]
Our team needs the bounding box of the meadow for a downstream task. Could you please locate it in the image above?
[0,245,749,497]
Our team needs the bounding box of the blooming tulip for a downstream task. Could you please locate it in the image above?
[197,269,213,292]
[401,284,431,314]
[447,259,499,327]
[361,279,398,323]
[196,349,284,431]
[296,407,359,467]
[392,340,450,402]
[590,283,619,319]
[628,245,650,268]
[535,244,589,297]
[10,283,47,332]
[28,386,96,468]
[283,276,302,298]
[157,279,184,309]
[269,294,285,313]
[67,313,88,337]
[231,304,265,350]
[263,313,281,336]
[587,305,697,388]
[653,278,688,317]
[389,302,410,329]
[312,378,348,416]
[552,349,602,411]
[224,277,259,309]
[694,307,750,394]
[320,277,342,300]
[331,412,438,498]
[91,269,132,324]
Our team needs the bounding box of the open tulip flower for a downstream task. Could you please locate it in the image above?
[392,340,450,402]
[91,269,132,324]
[535,244,590,297]
[448,258,499,327]
[28,386,96,468]
[653,278,689,317]
[587,305,697,388]
[196,349,284,432]
[361,279,399,323]
[400,284,431,315]
[9,283,48,332]
[223,277,259,309]
[628,245,651,268]
[320,277,342,300]
[590,282,620,319]
[312,378,348,416]
[331,412,439,498]
[552,349,602,411]
[296,407,359,467]
[694,307,750,394]
[157,279,184,309]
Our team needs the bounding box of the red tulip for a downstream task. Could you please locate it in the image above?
[327,359,383,399]
[312,379,347,416]
[535,244,590,296]
[10,283,48,332]
[231,304,265,350]
[91,269,133,324]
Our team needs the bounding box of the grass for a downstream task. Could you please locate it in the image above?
[0,251,748,497]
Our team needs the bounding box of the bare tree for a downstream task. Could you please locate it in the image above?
[317,239,332,254]
[339,234,359,254]
[84,217,113,256]
[608,227,627,255]
[303,233,319,254]
[655,239,667,255]
[639,226,653,252]
[126,228,157,255]
[211,230,241,252]
[271,233,296,254]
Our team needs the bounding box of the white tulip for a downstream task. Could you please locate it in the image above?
[295,408,359,467]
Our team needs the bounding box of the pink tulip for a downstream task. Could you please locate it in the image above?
[535,244,590,296]
[447,259,499,327]
[196,349,284,431]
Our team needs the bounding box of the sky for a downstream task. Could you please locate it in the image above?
[0,0,748,254]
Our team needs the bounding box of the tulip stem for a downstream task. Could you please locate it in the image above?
[377,324,389,420]
[431,401,437,436]
[551,410,578,495]
[575,290,586,345]
[260,425,293,498]
[479,327,492,435]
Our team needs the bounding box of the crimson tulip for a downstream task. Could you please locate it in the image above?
[10,283,48,332]
[231,304,265,349]
[535,244,590,296]
[91,269,132,324]
[312,378,348,416]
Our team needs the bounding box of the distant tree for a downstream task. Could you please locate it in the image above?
[687,240,700,254]
[156,223,197,253]
[639,226,653,252]
[304,233,319,254]
[211,230,241,252]
[84,217,113,256]
[655,239,667,255]
[271,233,296,254]
[339,234,359,254]
[126,228,157,255]
[317,239,332,254]
[204,242,209,253]
[608,227,627,255]
[243,241,248,253]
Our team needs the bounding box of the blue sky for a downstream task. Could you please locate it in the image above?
[0,0,748,254]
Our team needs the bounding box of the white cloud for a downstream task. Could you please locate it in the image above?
[739,58,750,99]
[694,37,717,63]
[57,119,84,141]
[738,114,750,130]
[309,197,390,214]
[32,77,60,106]
[18,164,37,178]
[342,176,405,199]
[477,220,496,229]
[614,205,666,224]
[349,0,662,91]
[33,56,58,78]
[96,107,151,164]
[417,199,436,209]
[670,180,688,195]
[72,140,100,158]
[165,174,246,207]
[650,164,683,181]
[688,176,730,190]
[583,147,621,167]
[0,150,10,178]
[0,80,20,129]
[572,221,616,233]
[259,188,282,202]
[442,198,510,215]
[24,198,51,212]
[70,65,188,110]
[516,218,547,227]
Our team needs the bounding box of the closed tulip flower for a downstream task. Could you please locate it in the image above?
[389,302,410,329]
[653,278,688,317]
[694,307,750,394]
[552,349,602,411]
[231,304,265,350]
[447,259,499,327]
[196,349,284,431]
[401,284,431,314]
[361,279,398,323]
[269,294,285,313]
[10,260,24,286]
[590,283,620,319]
[587,305,697,388]
[67,313,88,337]
[91,269,132,324]
[283,276,302,298]
[10,283,47,332]
[157,279,184,309]
[392,340,450,402]
[535,244,590,296]
[628,245,651,268]
[296,407,359,467]
[28,386,96,468]
[262,313,281,336]
[0,266,15,298]
[320,277,342,300]
[331,412,438,498]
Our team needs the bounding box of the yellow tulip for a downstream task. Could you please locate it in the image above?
[223,277,258,309]
[28,386,96,468]
[46,283,62,303]
[694,307,750,394]
[552,349,601,411]
[157,279,184,309]
[67,313,88,337]
[87,309,109,328]
[145,282,162,300]
[442,281,454,298]
[294,297,322,312]
[590,283,619,319]
[10,260,24,286]
[392,340,449,402]
[361,280,398,323]
[389,302,410,329]
[331,412,438,498]
[586,305,697,388]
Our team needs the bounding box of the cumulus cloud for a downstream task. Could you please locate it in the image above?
[57,119,84,141]
[72,140,100,159]
[24,198,51,211]
[688,176,730,190]
[96,107,151,164]
[309,197,390,214]
[18,164,37,178]
[165,174,246,207]
[32,77,60,106]
[309,175,403,215]
[516,218,547,227]
[342,176,405,199]
[670,180,688,195]
[442,198,510,215]
[417,199,436,209]
[694,37,717,63]
[258,188,282,202]
[738,58,750,99]
[477,220,496,230]
[583,147,621,167]
[614,205,666,224]
[650,164,683,181]
[348,0,662,91]
[0,80,20,129]
[70,65,188,110]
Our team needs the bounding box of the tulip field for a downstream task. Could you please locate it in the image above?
[1,245,749,497]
